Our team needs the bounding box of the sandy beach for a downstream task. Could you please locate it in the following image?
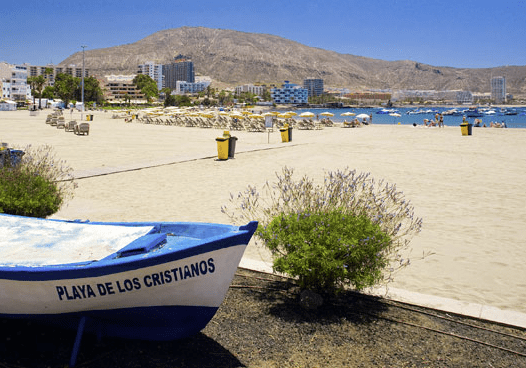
[2,109,526,316]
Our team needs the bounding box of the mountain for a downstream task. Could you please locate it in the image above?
[59,27,526,96]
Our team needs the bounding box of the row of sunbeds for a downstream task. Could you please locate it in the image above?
[45,111,90,135]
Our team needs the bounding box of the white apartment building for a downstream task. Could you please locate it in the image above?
[271,81,308,104]
[491,76,506,103]
[175,80,211,94]
[137,61,164,90]
[0,62,31,101]
[235,84,265,96]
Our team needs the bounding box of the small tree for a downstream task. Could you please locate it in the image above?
[133,74,159,102]
[222,167,424,294]
[42,86,55,100]
[54,73,78,107]
[28,75,46,108]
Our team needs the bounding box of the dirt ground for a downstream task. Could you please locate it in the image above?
[1,268,526,367]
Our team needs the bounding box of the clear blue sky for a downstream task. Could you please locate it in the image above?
[2,0,525,69]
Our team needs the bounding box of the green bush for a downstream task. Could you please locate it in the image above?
[260,210,391,292]
[0,168,61,217]
[0,145,76,218]
[222,167,424,293]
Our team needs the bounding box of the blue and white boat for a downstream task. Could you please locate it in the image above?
[0,213,257,363]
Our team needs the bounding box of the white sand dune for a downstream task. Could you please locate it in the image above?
[2,109,525,314]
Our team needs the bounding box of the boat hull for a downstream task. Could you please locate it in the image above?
[0,215,258,340]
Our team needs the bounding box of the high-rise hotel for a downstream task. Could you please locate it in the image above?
[163,55,195,89]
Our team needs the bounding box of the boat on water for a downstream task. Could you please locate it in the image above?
[442,108,464,116]
[376,108,399,114]
[466,107,483,118]
[0,214,257,349]
[501,108,518,116]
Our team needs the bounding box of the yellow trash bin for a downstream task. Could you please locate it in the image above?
[280,127,289,142]
[216,137,229,160]
[460,123,472,136]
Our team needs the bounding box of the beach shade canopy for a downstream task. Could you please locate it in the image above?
[230,112,244,119]
[299,111,315,118]
[320,112,334,117]
[341,112,356,117]
[356,113,370,120]
[286,111,298,116]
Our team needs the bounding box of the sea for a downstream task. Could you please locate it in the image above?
[292,106,526,129]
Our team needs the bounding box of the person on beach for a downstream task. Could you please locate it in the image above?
[439,114,444,128]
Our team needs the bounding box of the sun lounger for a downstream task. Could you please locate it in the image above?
[74,122,90,135]
[65,121,77,132]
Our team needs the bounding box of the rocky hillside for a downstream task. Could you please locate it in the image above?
[59,27,526,95]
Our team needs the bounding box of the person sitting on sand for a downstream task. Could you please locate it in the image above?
[425,119,436,127]
[490,121,506,128]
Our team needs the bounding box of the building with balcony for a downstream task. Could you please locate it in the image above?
[303,78,324,97]
[175,80,211,94]
[271,81,308,104]
[102,75,144,101]
[27,64,90,86]
[0,62,31,101]
[137,61,164,90]
[235,84,265,96]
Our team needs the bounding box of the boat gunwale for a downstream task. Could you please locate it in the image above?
[0,219,258,281]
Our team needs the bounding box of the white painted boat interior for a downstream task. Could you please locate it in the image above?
[0,216,154,266]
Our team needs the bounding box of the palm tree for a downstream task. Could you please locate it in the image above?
[44,67,54,86]
[28,75,46,109]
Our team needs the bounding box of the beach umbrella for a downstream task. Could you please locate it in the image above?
[286,111,297,116]
[299,111,315,118]
[341,112,356,117]
[230,112,244,119]
[320,112,334,117]
[356,113,370,120]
